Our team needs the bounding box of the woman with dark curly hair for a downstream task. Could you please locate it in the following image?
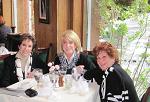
[1,33,49,87]
[84,41,139,102]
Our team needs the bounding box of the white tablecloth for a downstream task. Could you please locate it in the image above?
[0,77,100,102]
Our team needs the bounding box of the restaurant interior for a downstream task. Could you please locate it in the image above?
[0,0,149,102]
[0,1,102,102]
[1,0,99,61]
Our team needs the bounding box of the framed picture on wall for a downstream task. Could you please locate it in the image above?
[39,0,49,24]
[0,0,2,15]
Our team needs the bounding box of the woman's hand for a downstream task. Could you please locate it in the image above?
[76,65,85,74]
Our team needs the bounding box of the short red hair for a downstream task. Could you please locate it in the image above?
[93,42,119,63]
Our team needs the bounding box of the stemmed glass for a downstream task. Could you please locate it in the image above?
[33,68,43,87]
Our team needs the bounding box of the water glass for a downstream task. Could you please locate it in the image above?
[33,68,43,84]
[65,74,72,89]
[71,68,80,81]
[71,66,85,81]
[49,71,59,88]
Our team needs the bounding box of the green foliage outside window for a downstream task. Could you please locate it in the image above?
[97,0,150,98]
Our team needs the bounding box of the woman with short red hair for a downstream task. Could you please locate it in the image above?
[84,41,139,102]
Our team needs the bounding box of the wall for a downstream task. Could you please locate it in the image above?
[17,0,29,33]
[3,0,30,33]
[72,0,84,44]
[34,0,57,61]
[90,0,100,49]
[2,0,12,27]
[57,0,69,53]
[57,0,84,52]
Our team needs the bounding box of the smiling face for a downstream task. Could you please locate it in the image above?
[62,38,76,57]
[96,51,115,71]
[18,39,33,57]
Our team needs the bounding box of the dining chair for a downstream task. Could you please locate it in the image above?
[141,86,150,102]
[0,54,11,87]
[36,43,52,64]
[0,60,4,86]
[82,50,97,66]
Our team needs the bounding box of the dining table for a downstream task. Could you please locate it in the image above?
[0,75,100,102]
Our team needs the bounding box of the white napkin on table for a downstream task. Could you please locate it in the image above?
[0,46,9,55]
[36,75,53,97]
[70,77,89,95]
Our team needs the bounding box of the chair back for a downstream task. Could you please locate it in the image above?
[82,50,97,66]
[0,54,10,87]
[37,43,52,64]
[141,87,150,102]
[0,60,5,87]
[0,60,4,79]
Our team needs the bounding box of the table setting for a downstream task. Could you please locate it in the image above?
[0,64,100,102]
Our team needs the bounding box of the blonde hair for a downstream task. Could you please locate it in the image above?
[61,30,82,52]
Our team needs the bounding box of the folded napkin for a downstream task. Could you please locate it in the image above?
[7,79,36,90]
[0,46,9,55]
[70,77,89,95]
[36,75,53,96]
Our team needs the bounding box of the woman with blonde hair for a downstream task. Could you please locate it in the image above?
[61,30,82,53]
[54,30,95,74]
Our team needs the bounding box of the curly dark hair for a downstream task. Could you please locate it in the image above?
[93,41,119,63]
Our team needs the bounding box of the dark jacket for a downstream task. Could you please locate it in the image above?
[84,63,139,102]
[54,53,96,74]
[1,53,49,87]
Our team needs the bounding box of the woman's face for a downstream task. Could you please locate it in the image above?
[18,39,33,57]
[96,51,115,71]
[62,38,76,56]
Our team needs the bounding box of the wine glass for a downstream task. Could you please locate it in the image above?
[33,68,43,86]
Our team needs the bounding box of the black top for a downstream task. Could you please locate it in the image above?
[0,53,49,87]
[84,63,139,102]
[54,53,96,74]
